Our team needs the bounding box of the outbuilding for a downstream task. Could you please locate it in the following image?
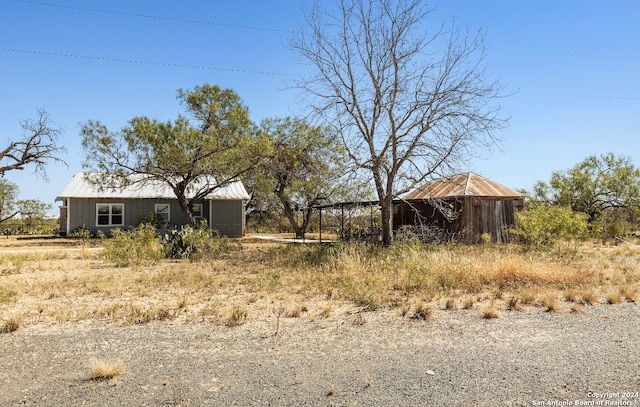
[56,172,249,238]
[392,172,525,243]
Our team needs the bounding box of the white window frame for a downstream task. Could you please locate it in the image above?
[96,203,124,226]
[192,203,203,219]
[155,203,170,223]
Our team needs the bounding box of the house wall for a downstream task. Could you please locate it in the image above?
[58,205,68,235]
[210,200,245,238]
[65,198,210,235]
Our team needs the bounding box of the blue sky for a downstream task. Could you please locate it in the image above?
[1,0,638,213]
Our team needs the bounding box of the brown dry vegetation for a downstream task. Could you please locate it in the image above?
[90,359,126,380]
[0,236,639,328]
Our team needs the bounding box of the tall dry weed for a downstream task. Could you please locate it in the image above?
[90,359,126,379]
[3,237,640,324]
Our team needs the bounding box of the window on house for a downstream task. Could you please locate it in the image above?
[96,203,124,226]
[155,204,170,223]
[192,203,203,218]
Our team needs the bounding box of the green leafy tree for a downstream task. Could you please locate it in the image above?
[81,84,266,226]
[534,153,640,239]
[509,203,589,251]
[0,178,19,223]
[16,199,52,232]
[292,0,506,246]
[252,117,348,238]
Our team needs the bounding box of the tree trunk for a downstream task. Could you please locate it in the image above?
[277,191,304,239]
[379,196,394,247]
[175,193,197,228]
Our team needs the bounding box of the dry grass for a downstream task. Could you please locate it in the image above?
[462,297,475,309]
[507,296,522,311]
[410,301,434,321]
[482,300,500,319]
[570,303,586,314]
[606,291,624,305]
[226,305,248,327]
[0,237,639,327]
[621,285,638,303]
[444,298,456,310]
[319,304,332,318]
[580,288,599,305]
[1,313,23,333]
[542,294,561,313]
[90,359,126,379]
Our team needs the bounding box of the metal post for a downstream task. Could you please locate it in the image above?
[341,205,344,240]
[319,206,322,243]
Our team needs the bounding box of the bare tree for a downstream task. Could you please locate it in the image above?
[292,0,507,246]
[0,109,66,177]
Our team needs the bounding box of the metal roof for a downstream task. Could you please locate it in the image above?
[57,172,250,200]
[405,173,524,199]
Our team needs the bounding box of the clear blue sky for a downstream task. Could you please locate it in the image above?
[1,0,638,213]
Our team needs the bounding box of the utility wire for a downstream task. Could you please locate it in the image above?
[4,48,637,99]
[0,47,299,77]
[9,0,297,33]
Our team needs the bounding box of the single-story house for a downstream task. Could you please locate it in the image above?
[393,172,525,243]
[56,172,250,238]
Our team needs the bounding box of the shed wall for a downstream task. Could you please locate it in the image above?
[392,197,524,243]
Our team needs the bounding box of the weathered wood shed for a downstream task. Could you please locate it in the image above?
[393,173,525,243]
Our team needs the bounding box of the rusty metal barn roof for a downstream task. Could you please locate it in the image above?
[57,172,250,200]
[405,173,524,199]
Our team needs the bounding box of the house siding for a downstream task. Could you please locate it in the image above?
[210,200,245,238]
[66,198,211,235]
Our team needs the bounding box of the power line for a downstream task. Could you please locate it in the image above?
[9,0,297,34]
[0,47,299,77]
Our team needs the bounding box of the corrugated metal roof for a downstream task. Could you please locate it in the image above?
[57,172,250,200]
[405,173,524,199]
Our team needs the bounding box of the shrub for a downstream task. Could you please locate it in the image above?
[136,212,167,229]
[162,222,227,261]
[69,226,95,239]
[102,224,165,267]
[509,204,589,251]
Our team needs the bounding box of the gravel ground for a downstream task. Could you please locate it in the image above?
[1,303,639,406]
